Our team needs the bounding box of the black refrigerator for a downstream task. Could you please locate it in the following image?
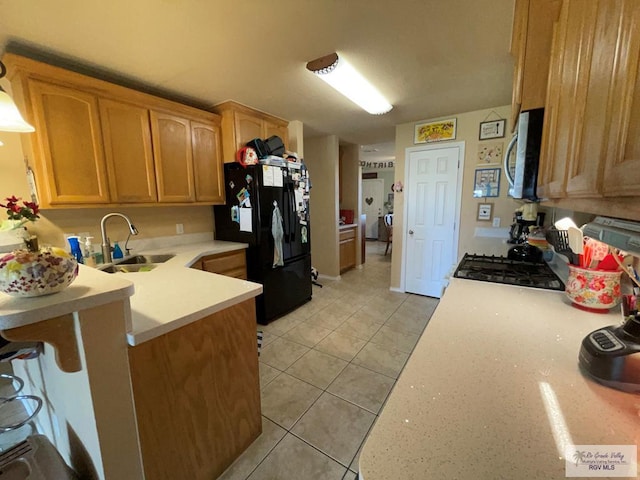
[214,161,312,324]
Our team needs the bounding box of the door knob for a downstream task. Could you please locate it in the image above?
[409,230,414,235]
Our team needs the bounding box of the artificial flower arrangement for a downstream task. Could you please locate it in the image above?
[0,195,40,231]
[0,195,78,297]
[0,196,40,251]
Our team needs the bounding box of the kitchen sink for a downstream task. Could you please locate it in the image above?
[99,264,157,273]
[116,254,175,265]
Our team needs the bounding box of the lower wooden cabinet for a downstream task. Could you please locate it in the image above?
[339,226,357,273]
[128,299,261,480]
[193,250,247,279]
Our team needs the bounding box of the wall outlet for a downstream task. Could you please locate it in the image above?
[176,223,184,235]
[492,217,501,228]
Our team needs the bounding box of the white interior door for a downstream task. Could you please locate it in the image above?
[405,146,460,297]
[362,179,384,239]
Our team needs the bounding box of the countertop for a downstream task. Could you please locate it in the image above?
[0,264,134,328]
[105,240,262,345]
[0,241,262,346]
[339,223,358,230]
[359,278,640,479]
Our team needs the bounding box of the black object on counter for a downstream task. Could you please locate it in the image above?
[507,243,543,263]
[578,316,640,393]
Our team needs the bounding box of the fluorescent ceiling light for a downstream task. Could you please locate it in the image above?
[306,53,392,115]
[0,61,35,132]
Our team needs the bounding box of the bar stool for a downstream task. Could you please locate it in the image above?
[384,214,393,255]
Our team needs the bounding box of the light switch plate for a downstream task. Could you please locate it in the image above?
[492,217,501,228]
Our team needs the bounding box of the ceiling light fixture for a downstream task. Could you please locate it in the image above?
[306,53,392,115]
[0,60,35,132]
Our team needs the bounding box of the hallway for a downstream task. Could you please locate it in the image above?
[219,242,439,479]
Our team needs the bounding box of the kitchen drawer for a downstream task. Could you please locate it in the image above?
[200,250,246,276]
[339,228,356,242]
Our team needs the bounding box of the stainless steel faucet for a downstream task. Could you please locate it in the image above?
[100,213,139,263]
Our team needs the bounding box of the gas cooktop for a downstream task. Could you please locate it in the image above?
[453,254,565,291]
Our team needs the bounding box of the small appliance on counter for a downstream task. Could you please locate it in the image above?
[507,202,545,244]
[578,315,640,393]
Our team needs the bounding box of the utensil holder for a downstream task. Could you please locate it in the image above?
[566,265,622,312]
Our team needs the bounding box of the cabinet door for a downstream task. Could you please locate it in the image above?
[234,112,263,153]
[603,0,640,197]
[28,79,110,204]
[150,111,195,202]
[192,120,224,203]
[510,0,561,130]
[538,2,569,198]
[99,98,157,203]
[564,0,613,198]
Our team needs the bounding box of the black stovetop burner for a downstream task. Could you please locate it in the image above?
[453,253,565,291]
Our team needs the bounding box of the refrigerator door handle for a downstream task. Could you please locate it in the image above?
[288,182,296,242]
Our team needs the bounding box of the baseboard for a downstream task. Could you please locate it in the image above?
[390,286,404,293]
[318,273,341,281]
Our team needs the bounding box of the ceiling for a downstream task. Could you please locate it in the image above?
[0,0,515,146]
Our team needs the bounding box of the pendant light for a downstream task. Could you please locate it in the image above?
[306,53,392,115]
[0,60,35,132]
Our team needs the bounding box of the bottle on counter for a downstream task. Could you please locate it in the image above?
[67,235,84,264]
[83,236,97,267]
[112,241,123,260]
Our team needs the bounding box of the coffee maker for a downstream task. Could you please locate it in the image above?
[508,203,545,244]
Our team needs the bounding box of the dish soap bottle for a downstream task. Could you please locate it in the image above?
[112,241,123,260]
[83,236,97,267]
[67,235,84,264]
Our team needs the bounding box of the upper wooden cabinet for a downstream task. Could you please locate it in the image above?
[602,0,640,198]
[99,98,157,203]
[509,0,561,130]
[150,112,195,203]
[192,121,224,203]
[3,53,224,208]
[27,79,110,205]
[214,101,289,163]
[538,0,640,220]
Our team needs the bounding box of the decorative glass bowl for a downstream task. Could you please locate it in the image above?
[565,265,622,312]
[0,248,78,297]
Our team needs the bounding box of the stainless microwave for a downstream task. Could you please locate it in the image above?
[504,108,544,201]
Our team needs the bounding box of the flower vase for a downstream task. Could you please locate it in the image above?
[0,248,79,297]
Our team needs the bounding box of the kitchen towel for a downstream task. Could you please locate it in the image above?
[271,202,284,267]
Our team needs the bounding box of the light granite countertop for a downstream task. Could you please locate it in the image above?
[102,240,262,345]
[0,240,262,346]
[0,264,134,328]
[359,278,640,479]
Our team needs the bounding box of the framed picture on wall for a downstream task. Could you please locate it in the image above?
[414,118,457,144]
[477,203,493,221]
[473,168,500,198]
[479,119,506,140]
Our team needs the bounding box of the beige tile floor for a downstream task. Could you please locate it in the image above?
[219,242,439,480]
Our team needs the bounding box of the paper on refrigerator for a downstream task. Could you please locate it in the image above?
[239,208,253,232]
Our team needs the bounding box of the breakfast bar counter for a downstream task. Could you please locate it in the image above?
[104,240,262,345]
[359,278,639,479]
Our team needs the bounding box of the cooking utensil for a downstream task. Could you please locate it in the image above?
[568,226,584,255]
[546,228,578,264]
